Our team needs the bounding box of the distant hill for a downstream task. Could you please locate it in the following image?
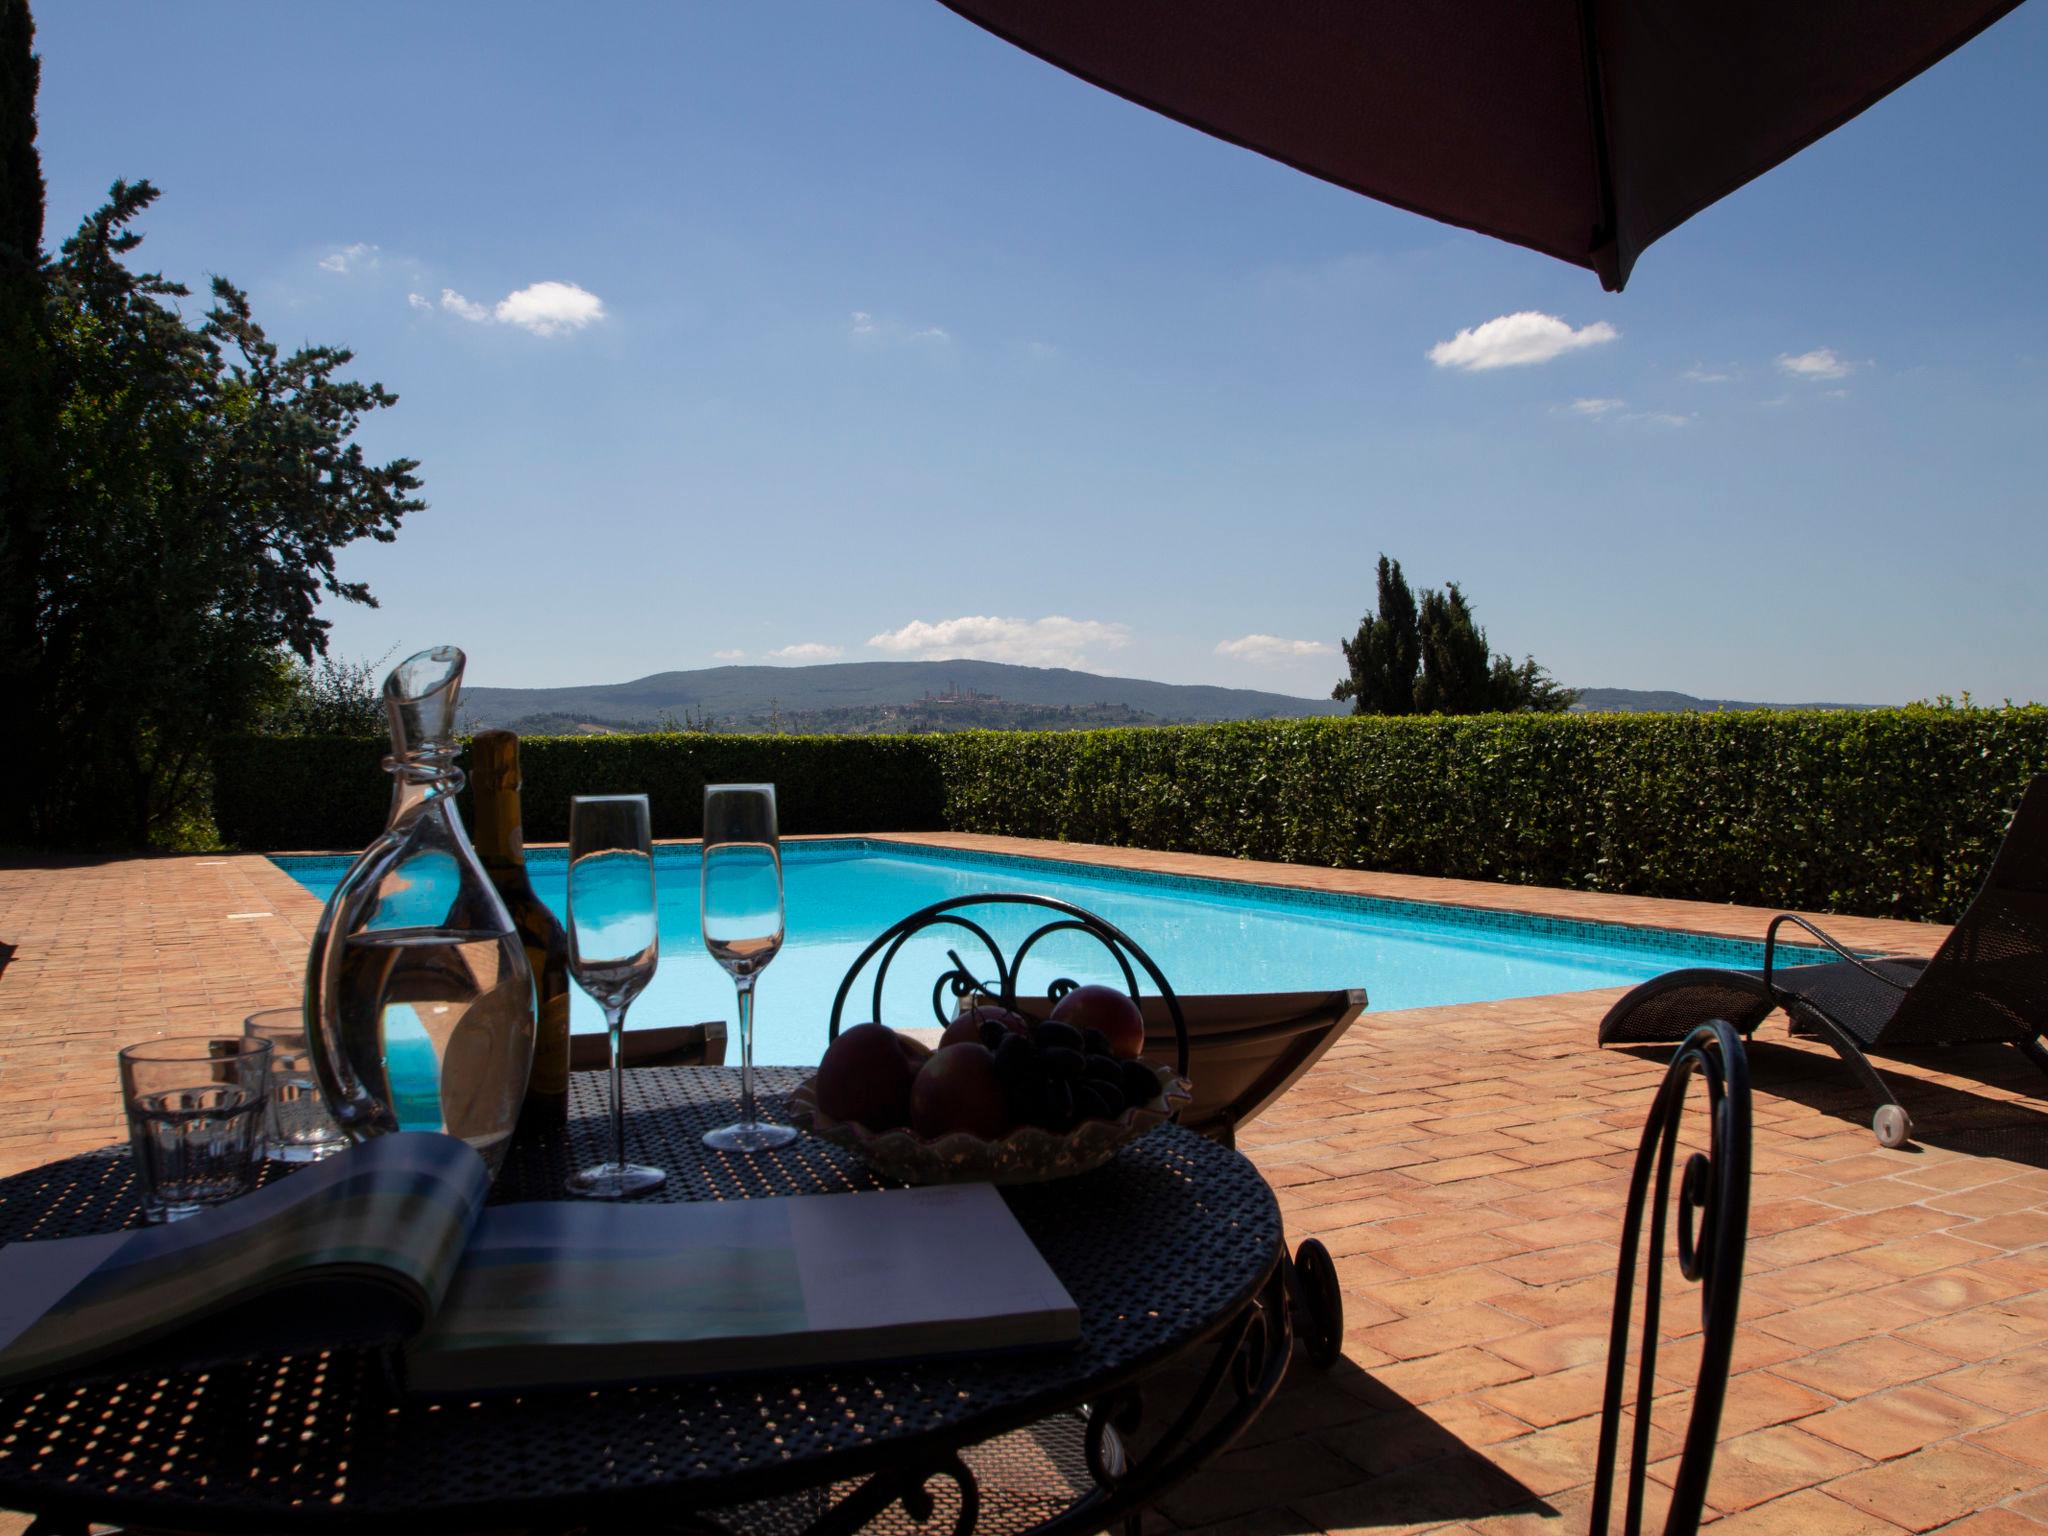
[462,660,1347,735]
[459,665,1880,735]
[1573,687,1875,713]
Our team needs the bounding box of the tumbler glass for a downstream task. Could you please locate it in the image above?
[118,1036,272,1222]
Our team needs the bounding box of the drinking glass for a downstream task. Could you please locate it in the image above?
[701,783,797,1151]
[564,794,665,1198]
[118,1036,272,1222]
[244,1007,349,1162]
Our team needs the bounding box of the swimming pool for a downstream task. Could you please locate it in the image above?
[274,839,1824,1067]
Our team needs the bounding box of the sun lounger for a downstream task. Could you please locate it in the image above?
[1599,775,2048,1146]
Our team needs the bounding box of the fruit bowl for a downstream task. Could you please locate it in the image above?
[787,1061,1191,1186]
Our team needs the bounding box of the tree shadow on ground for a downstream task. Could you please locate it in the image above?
[1615,1029,2048,1168]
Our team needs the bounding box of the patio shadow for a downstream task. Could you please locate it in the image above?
[1616,1031,2048,1167]
[1144,1353,1548,1531]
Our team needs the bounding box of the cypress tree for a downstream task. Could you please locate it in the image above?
[1415,583,1495,713]
[1334,556,1579,716]
[1333,554,1421,715]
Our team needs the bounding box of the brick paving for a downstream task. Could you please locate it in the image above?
[1,837,2044,1534]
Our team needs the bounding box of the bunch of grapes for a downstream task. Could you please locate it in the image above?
[971,1016,1161,1131]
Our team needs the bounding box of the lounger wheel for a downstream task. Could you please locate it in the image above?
[1873,1104,1913,1148]
[1291,1238,1344,1370]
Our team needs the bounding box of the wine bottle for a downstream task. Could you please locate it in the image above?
[469,730,571,1135]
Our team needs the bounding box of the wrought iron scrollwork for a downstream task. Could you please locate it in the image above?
[1590,1020,1752,1536]
[827,894,1191,1079]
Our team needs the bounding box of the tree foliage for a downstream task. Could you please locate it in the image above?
[255,652,390,738]
[1331,555,1421,714]
[0,19,423,846]
[0,0,40,266]
[1334,554,1577,715]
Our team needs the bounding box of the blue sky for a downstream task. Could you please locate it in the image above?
[34,2,2048,704]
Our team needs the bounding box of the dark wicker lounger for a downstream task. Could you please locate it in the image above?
[1599,775,2048,1148]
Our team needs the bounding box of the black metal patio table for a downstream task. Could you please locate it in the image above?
[0,1065,1292,1536]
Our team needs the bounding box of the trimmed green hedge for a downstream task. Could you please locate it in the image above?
[214,735,394,853]
[215,706,2048,922]
[936,706,2048,922]
[212,733,948,851]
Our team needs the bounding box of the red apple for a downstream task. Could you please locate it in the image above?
[1049,985,1146,1060]
[939,1004,1032,1050]
[910,1043,1012,1140]
[816,1022,923,1131]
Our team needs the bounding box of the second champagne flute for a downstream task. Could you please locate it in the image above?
[701,783,797,1151]
[565,794,665,1198]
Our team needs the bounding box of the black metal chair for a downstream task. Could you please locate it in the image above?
[1599,774,2048,1147]
[1592,1020,1752,1536]
[826,892,1348,1370]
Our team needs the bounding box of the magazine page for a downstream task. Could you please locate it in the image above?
[0,1133,489,1389]
[407,1182,1078,1393]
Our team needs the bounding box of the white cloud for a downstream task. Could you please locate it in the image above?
[318,242,379,274]
[494,280,606,337]
[1682,365,1736,384]
[1023,340,1058,361]
[712,649,747,662]
[1777,347,1852,381]
[765,642,844,662]
[1215,634,1336,666]
[440,288,491,323]
[866,615,1132,670]
[850,309,953,347]
[1566,397,1691,428]
[427,281,606,335]
[1428,311,1618,371]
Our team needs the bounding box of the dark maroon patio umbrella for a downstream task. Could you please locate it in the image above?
[937,0,2024,290]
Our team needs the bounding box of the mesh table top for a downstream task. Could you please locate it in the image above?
[0,1066,1282,1533]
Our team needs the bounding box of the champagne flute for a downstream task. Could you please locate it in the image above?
[701,783,797,1151]
[564,794,666,1198]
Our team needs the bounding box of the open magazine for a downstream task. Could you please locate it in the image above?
[0,1134,1079,1395]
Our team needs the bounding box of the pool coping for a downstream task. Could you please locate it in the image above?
[870,832,1949,959]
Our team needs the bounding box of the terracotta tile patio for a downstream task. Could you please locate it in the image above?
[1,837,2044,1534]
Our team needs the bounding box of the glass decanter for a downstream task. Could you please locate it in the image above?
[303,646,536,1175]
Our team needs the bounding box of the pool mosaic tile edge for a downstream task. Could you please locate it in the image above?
[849,839,1840,969]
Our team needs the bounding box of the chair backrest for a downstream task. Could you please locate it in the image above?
[1890,775,2048,1045]
[568,1020,727,1073]
[1011,989,1365,1146]
[1591,1020,1751,1536]
[828,893,1190,1077]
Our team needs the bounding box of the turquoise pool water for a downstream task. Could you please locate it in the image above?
[275,840,1820,1068]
